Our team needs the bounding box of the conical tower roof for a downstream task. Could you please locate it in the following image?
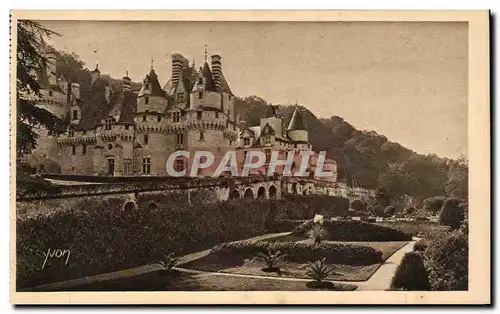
[287,107,306,130]
[263,104,279,118]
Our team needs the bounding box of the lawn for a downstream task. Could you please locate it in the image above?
[45,270,357,291]
[375,221,449,238]
[182,255,379,282]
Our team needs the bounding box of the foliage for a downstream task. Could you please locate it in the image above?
[368,203,385,217]
[211,240,383,265]
[16,21,65,158]
[309,224,327,244]
[403,207,416,216]
[350,199,368,212]
[413,239,428,252]
[16,198,299,289]
[445,156,468,200]
[255,249,287,270]
[293,219,411,241]
[423,196,449,215]
[282,194,350,218]
[384,206,396,217]
[159,253,178,270]
[424,230,468,290]
[306,258,333,283]
[438,198,465,230]
[390,252,431,291]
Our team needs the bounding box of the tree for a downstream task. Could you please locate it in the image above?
[438,198,464,230]
[390,252,431,291]
[16,20,63,158]
[446,156,468,200]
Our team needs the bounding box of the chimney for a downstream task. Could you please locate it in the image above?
[122,71,131,91]
[91,64,100,85]
[171,54,184,89]
[210,54,221,91]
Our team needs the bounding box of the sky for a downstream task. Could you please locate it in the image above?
[38,20,468,159]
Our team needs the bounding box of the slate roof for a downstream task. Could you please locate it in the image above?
[287,107,307,130]
[263,104,279,118]
[202,62,218,92]
[107,89,137,124]
[138,67,166,98]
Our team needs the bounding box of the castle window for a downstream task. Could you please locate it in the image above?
[144,134,149,145]
[176,133,183,145]
[82,145,86,155]
[264,136,272,145]
[199,130,204,141]
[142,158,151,174]
[177,92,184,102]
[198,91,203,99]
[215,112,219,119]
[143,115,147,122]
[244,138,250,146]
[125,125,129,130]
[105,118,113,130]
[72,109,78,120]
[83,131,86,135]
[145,83,150,90]
[229,140,233,146]
[123,159,132,175]
[68,130,74,137]
[48,91,53,97]
[107,158,115,176]
[145,96,149,105]
[197,111,202,120]
[158,116,162,122]
[72,145,76,155]
[174,158,185,173]
[173,112,180,123]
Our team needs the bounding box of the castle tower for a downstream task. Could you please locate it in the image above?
[134,61,169,176]
[91,64,100,85]
[287,107,308,142]
[260,103,284,140]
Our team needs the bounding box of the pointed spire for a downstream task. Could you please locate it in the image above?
[204,44,208,63]
[287,107,306,131]
[150,57,154,70]
[126,70,129,78]
[264,103,278,118]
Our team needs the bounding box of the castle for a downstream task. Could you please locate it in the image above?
[25,48,338,182]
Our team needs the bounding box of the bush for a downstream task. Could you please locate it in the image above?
[413,239,428,252]
[438,198,464,230]
[16,198,297,289]
[306,258,333,283]
[256,249,287,270]
[384,206,396,217]
[294,219,412,241]
[350,199,367,212]
[423,196,448,215]
[390,252,430,291]
[368,203,385,217]
[425,230,468,290]
[211,240,383,265]
[283,195,350,218]
[403,207,416,216]
[376,222,449,238]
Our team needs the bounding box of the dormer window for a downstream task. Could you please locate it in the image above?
[72,109,78,120]
[105,118,113,130]
[197,111,202,120]
[48,91,53,97]
[68,130,74,137]
[244,138,250,146]
[145,96,149,105]
[144,134,149,145]
[199,130,204,141]
[177,92,184,102]
[145,83,150,90]
[198,91,203,99]
[143,115,147,122]
[173,112,180,123]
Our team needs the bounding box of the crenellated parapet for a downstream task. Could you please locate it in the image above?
[57,136,97,147]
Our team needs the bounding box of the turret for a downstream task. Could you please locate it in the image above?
[136,60,167,115]
[260,103,283,139]
[287,107,308,143]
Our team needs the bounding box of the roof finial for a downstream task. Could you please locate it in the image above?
[204,44,208,63]
[192,58,196,68]
[150,57,154,70]
[95,63,99,71]
[126,70,129,77]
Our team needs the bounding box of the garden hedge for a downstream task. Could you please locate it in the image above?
[292,219,412,241]
[390,252,430,291]
[211,240,383,265]
[282,194,350,218]
[16,198,304,289]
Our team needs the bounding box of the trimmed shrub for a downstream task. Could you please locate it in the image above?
[350,199,368,212]
[293,219,411,241]
[438,198,464,230]
[403,207,416,216]
[368,203,385,217]
[390,252,430,291]
[211,240,383,265]
[376,222,449,238]
[423,196,448,215]
[16,198,295,289]
[283,195,350,218]
[413,239,428,252]
[425,230,468,291]
[384,206,396,217]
